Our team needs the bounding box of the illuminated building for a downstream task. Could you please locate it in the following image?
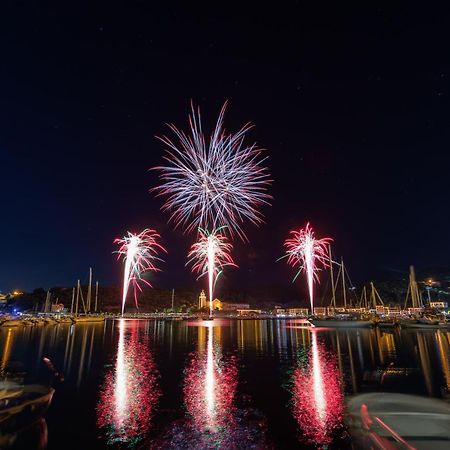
[51,303,65,313]
[314,307,327,316]
[221,302,250,311]
[287,308,309,316]
[430,301,448,309]
[237,308,262,316]
[206,298,223,311]
[198,292,250,311]
[273,307,308,316]
[198,290,207,309]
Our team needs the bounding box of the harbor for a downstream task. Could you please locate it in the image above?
[3,2,450,448]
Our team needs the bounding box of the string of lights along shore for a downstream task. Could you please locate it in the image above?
[114,102,333,315]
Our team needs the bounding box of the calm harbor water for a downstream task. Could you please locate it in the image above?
[1,319,449,449]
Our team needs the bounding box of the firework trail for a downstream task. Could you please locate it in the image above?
[114,229,166,316]
[281,223,332,313]
[187,227,237,316]
[152,102,272,241]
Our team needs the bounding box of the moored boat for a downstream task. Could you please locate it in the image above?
[72,315,105,323]
[0,383,54,434]
[0,320,21,328]
[309,318,372,328]
[399,319,441,329]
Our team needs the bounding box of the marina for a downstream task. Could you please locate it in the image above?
[2,3,450,449]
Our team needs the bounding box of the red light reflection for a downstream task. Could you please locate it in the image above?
[292,331,344,445]
[184,323,238,433]
[97,320,160,445]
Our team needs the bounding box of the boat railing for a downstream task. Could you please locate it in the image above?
[360,404,417,450]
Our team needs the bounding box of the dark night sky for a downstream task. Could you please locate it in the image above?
[1,3,450,293]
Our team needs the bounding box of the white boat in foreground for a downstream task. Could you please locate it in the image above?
[347,393,450,449]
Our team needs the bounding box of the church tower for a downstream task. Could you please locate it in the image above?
[198,290,207,309]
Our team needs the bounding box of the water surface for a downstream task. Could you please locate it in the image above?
[1,319,449,449]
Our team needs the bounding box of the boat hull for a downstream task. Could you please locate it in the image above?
[310,319,372,328]
[0,385,54,434]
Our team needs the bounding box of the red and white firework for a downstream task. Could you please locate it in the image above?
[114,229,166,315]
[282,223,332,312]
[187,227,237,316]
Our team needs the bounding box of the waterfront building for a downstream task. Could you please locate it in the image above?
[287,308,309,316]
[198,291,251,311]
[430,301,448,309]
[274,307,286,316]
[408,307,424,315]
[221,302,250,311]
[207,298,223,310]
[198,290,207,309]
[314,307,327,316]
[51,303,65,313]
[237,309,262,316]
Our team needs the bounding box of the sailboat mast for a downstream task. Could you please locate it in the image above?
[171,288,175,311]
[329,245,336,309]
[409,265,421,308]
[70,287,75,314]
[341,257,347,309]
[370,282,376,309]
[94,281,99,312]
[75,280,80,316]
[86,267,92,313]
[44,290,51,313]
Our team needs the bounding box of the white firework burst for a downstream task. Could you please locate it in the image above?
[152,102,272,240]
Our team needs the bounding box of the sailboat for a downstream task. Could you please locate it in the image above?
[310,253,372,328]
[72,268,105,323]
[399,266,442,328]
[366,282,398,328]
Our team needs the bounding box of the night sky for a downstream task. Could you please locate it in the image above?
[1,3,450,293]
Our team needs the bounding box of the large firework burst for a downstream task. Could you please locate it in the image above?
[152,102,272,240]
[114,229,166,315]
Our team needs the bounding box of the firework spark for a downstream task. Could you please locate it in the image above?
[187,227,237,316]
[281,223,332,313]
[152,102,272,240]
[114,229,166,316]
